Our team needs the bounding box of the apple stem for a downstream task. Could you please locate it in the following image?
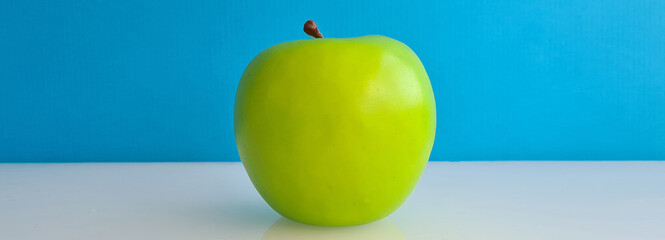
[304,20,323,38]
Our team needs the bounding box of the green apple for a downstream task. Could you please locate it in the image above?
[234,21,436,226]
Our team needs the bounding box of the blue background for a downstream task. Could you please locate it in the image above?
[1,0,665,162]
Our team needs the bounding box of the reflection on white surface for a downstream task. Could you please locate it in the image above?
[262,217,404,240]
[0,162,664,240]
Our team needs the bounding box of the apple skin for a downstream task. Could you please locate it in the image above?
[234,35,436,226]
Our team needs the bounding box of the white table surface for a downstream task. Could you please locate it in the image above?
[1,161,664,240]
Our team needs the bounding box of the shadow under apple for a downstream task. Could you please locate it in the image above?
[262,217,405,240]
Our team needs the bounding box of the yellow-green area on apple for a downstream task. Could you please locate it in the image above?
[234,21,436,226]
